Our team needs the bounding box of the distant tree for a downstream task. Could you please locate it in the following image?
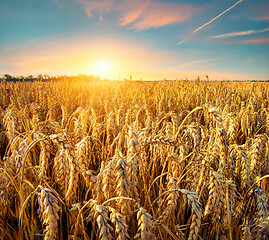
[26,75,34,81]
[4,74,12,81]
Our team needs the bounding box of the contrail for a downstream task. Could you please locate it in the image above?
[177,40,186,45]
[210,27,269,39]
[193,0,243,33]
[177,0,243,44]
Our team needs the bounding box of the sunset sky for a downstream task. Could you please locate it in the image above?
[0,0,268,80]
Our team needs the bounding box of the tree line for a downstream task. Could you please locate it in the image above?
[2,74,102,82]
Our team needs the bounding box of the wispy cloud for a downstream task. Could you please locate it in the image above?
[119,1,150,26]
[227,37,269,44]
[253,4,269,21]
[78,0,113,21]
[255,15,269,21]
[78,0,196,30]
[210,28,269,39]
[182,58,220,67]
[120,1,194,30]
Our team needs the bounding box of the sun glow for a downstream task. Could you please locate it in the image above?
[92,60,112,79]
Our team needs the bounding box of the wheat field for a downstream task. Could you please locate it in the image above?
[0,78,268,240]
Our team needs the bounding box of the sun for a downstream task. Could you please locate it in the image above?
[93,60,112,79]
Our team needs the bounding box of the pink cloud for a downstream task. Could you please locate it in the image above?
[78,0,196,30]
[120,1,195,30]
[226,37,269,44]
[253,4,269,21]
[119,1,151,26]
[255,15,269,21]
[238,37,269,44]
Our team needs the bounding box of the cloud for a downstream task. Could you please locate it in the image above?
[78,0,112,18]
[253,4,269,21]
[182,58,220,67]
[119,1,195,30]
[255,15,269,21]
[119,1,151,26]
[227,37,269,44]
[78,0,196,30]
[210,28,269,39]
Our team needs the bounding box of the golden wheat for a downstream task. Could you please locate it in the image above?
[0,78,268,239]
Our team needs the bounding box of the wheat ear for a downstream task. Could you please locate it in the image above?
[38,186,60,240]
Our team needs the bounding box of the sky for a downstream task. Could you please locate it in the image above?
[0,0,268,80]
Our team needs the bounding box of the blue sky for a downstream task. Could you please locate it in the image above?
[0,0,268,80]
